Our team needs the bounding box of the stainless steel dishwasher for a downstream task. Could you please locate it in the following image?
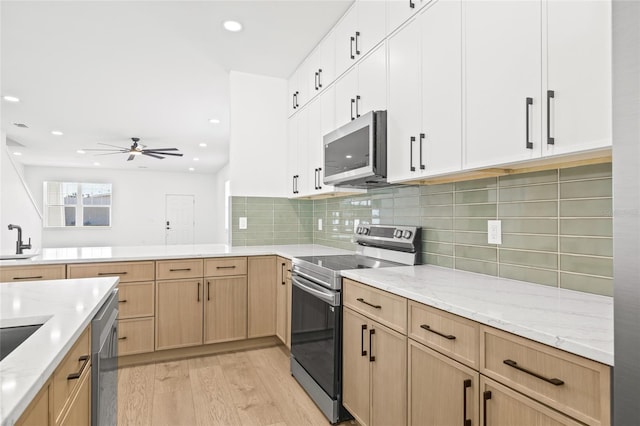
[91,288,118,426]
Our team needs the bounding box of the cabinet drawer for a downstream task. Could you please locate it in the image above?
[118,318,155,356]
[1,264,66,282]
[118,281,154,319]
[343,279,407,333]
[52,327,91,422]
[204,257,247,277]
[409,301,479,369]
[481,326,611,426]
[67,261,154,283]
[156,259,203,280]
[58,363,90,426]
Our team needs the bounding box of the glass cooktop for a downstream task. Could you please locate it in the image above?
[294,254,404,271]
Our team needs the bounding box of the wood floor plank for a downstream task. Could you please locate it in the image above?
[190,361,244,426]
[117,363,156,426]
[154,359,191,394]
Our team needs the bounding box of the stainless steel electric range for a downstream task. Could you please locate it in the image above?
[290,224,421,424]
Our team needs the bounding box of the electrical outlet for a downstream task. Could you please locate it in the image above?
[239,217,247,230]
[353,219,360,232]
[488,220,502,244]
[318,218,323,231]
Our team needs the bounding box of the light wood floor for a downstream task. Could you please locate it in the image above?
[118,345,357,426]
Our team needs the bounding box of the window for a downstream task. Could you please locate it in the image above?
[44,182,112,228]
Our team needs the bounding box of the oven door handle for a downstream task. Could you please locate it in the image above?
[293,269,328,286]
[292,274,340,306]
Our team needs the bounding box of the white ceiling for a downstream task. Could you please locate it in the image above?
[0,0,352,174]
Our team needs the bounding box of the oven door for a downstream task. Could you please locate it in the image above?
[290,273,341,399]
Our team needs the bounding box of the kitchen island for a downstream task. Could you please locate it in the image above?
[0,277,119,426]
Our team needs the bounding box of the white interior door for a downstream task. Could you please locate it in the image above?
[165,194,195,245]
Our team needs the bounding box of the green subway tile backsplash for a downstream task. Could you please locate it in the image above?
[231,163,613,296]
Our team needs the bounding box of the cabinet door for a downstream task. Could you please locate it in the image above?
[16,383,50,426]
[306,99,323,193]
[465,0,542,169]
[370,322,407,426]
[387,15,421,183]
[544,0,611,156]
[343,307,371,426]
[356,0,386,59]
[288,72,299,117]
[319,30,336,89]
[409,340,479,426]
[204,276,247,344]
[287,115,299,196]
[155,279,203,350]
[481,377,583,426]
[247,256,277,338]
[59,368,90,426]
[296,107,311,196]
[335,68,358,127]
[306,48,322,98]
[357,43,387,117]
[388,0,430,33]
[334,4,358,78]
[317,86,336,192]
[275,258,288,345]
[420,0,462,176]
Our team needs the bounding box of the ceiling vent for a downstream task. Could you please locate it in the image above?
[13,123,28,128]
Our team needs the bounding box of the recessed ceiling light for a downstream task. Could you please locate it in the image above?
[193,157,199,161]
[189,167,195,171]
[3,95,20,103]
[93,162,101,166]
[13,152,22,156]
[223,20,243,32]
[345,154,353,159]
[51,130,63,136]
[199,143,207,147]
[209,118,220,124]
[76,149,86,154]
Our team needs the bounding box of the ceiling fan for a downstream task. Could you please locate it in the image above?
[84,137,184,161]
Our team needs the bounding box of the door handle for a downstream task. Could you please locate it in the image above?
[350,98,355,121]
[356,95,361,118]
[67,355,90,380]
[360,324,367,356]
[314,72,319,91]
[503,359,564,385]
[317,168,322,190]
[281,263,286,285]
[525,97,533,149]
[314,168,319,190]
[419,133,426,170]
[295,91,300,108]
[547,90,555,145]
[483,391,492,426]
[350,36,355,60]
[355,31,361,55]
[463,379,472,426]
[410,136,416,172]
[318,68,323,88]
[409,0,415,8]
[369,328,376,362]
[197,282,201,302]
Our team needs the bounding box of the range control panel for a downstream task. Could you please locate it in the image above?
[355,225,421,252]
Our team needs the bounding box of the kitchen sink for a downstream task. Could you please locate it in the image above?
[0,324,43,361]
[0,253,37,260]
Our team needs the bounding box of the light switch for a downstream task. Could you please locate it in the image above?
[239,217,247,230]
[488,220,502,244]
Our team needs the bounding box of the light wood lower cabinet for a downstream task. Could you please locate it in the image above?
[15,382,51,426]
[343,306,407,426]
[408,339,479,426]
[275,257,292,347]
[481,376,583,426]
[248,256,277,338]
[155,279,203,350]
[1,264,66,282]
[118,281,154,319]
[203,276,247,344]
[58,365,91,426]
[118,317,155,356]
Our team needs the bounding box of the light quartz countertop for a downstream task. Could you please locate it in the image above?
[0,244,352,266]
[0,277,119,426]
[341,265,613,366]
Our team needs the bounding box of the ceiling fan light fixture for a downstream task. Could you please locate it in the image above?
[223,20,243,32]
[76,149,86,154]
[3,95,20,103]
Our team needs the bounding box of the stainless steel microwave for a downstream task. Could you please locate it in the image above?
[323,110,388,188]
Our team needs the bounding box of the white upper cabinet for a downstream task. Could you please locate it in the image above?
[287,107,310,196]
[388,0,462,183]
[335,43,388,128]
[387,0,432,34]
[464,0,542,169]
[335,1,386,79]
[288,71,300,117]
[544,0,611,156]
[286,114,299,194]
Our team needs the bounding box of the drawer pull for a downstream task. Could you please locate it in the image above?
[118,336,127,340]
[483,390,492,426]
[216,265,237,269]
[67,355,90,380]
[420,324,456,340]
[360,324,368,357]
[13,276,43,280]
[356,298,381,309]
[118,299,127,303]
[98,271,127,276]
[169,268,191,272]
[369,329,376,362]
[463,379,472,426]
[503,359,565,386]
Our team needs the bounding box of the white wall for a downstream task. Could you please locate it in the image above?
[24,165,222,248]
[0,132,43,254]
[213,163,230,243]
[229,71,288,197]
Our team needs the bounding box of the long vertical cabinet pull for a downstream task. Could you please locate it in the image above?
[317,168,322,190]
[296,91,300,108]
[281,263,286,285]
[292,93,296,109]
[360,324,368,356]
[207,281,211,301]
[410,136,416,171]
[315,72,319,91]
[356,95,361,118]
[197,282,201,302]
[369,328,376,362]
[318,69,323,88]
[350,98,356,120]
[314,168,319,190]
[483,390,492,426]
[350,36,355,60]
[355,31,361,55]
[293,175,299,194]
[463,379,472,426]
[409,0,415,8]
[525,97,534,149]
[419,133,426,170]
[292,175,296,194]
[547,90,555,144]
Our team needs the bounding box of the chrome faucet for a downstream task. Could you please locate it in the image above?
[7,224,32,255]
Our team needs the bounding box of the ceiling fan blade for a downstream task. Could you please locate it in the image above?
[144,151,183,157]
[98,142,129,149]
[95,152,127,156]
[142,148,179,152]
[127,154,136,161]
[82,148,125,152]
[142,152,165,159]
